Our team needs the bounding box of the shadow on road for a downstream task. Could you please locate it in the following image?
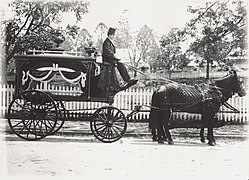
[129,138,211,147]
[4,134,103,144]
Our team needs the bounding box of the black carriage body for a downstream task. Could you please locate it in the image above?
[9,52,127,142]
[14,53,116,104]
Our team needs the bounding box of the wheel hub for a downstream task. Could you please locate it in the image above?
[105,121,113,127]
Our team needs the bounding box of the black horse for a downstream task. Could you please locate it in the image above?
[149,70,246,146]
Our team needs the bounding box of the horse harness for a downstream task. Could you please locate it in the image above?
[152,82,237,113]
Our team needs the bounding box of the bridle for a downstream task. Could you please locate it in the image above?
[213,71,244,97]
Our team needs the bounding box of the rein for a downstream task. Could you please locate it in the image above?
[125,63,236,94]
[124,63,176,84]
[223,101,240,113]
[125,64,241,113]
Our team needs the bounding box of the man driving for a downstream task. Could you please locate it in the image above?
[102,27,137,89]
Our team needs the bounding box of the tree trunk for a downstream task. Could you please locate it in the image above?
[1,54,6,83]
[168,71,172,79]
[206,58,210,80]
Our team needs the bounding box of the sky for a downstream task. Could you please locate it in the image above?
[60,0,202,36]
[0,0,205,36]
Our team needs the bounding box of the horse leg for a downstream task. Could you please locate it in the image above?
[200,128,205,143]
[151,128,157,141]
[202,112,216,146]
[161,110,174,145]
[163,125,174,145]
[207,127,216,146]
[152,127,167,142]
[157,113,165,144]
[149,91,161,142]
[205,113,216,146]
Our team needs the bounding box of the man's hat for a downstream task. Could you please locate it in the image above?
[108,27,116,35]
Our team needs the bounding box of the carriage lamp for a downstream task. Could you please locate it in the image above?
[84,47,96,57]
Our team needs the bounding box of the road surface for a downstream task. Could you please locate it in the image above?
[0,120,249,180]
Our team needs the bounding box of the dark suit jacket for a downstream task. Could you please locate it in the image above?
[102,37,117,65]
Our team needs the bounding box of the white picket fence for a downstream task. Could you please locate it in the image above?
[0,83,248,123]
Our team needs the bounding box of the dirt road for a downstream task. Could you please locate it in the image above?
[1,119,249,180]
[0,134,248,180]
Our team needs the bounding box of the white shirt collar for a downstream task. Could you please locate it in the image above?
[107,37,115,46]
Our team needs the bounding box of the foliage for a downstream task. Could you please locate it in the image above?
[93,22,108,51]
[4,0,90,69]
[115,19,159,77]
[65,25,80,39]
[127,25,159,76]
[114,16,133,49]
[61,23,108,54]
[61,27,92,52]
[186,0,247,75]
[156,28,190,78]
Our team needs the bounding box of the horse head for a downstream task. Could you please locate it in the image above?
[216,70,246,97]
[230,70,247,97]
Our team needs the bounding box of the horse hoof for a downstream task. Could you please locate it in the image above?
[163,137,168,141]
[152,137,158,142]
[200,138,205,143]
[168,141,174,145]
[158,139,164,144]
[208,141,216,146]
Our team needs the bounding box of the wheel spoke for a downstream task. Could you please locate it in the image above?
[112,124,124,133]
[95,124,106,133]
[34,120,45,135]
[13,102,31,113]
[100,126,108,137]
[8,90,57,140]
[11,120,23,128]
[13,101,25,109]
[46,114,57,121]
[23,119,32,128]
[40,120,53,131]
[95,115,106,123]
[100,109,108,122]
[108,127,114,139]
[110,126,120,137]
[106,127,111,139]
[90,106,127,143]
[93,121,106,126]
[43,120,48,133]
[44,119,54,130]
[44,104,55,111]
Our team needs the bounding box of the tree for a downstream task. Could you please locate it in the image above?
[186,0,247,79]
[115,21,159,77]
[61,26,92,52]
[157,28,190,78]
[3,0,89,67]
[115,13,133,49]
[128,25,159,77]
[93,22,108,51]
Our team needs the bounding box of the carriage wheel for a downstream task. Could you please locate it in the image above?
[51,101,65,134]
[7,90,58,140]
[90,106,127,143]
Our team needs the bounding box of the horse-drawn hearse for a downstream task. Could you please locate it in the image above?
[7,49,246,145]
[7,49,134,143]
